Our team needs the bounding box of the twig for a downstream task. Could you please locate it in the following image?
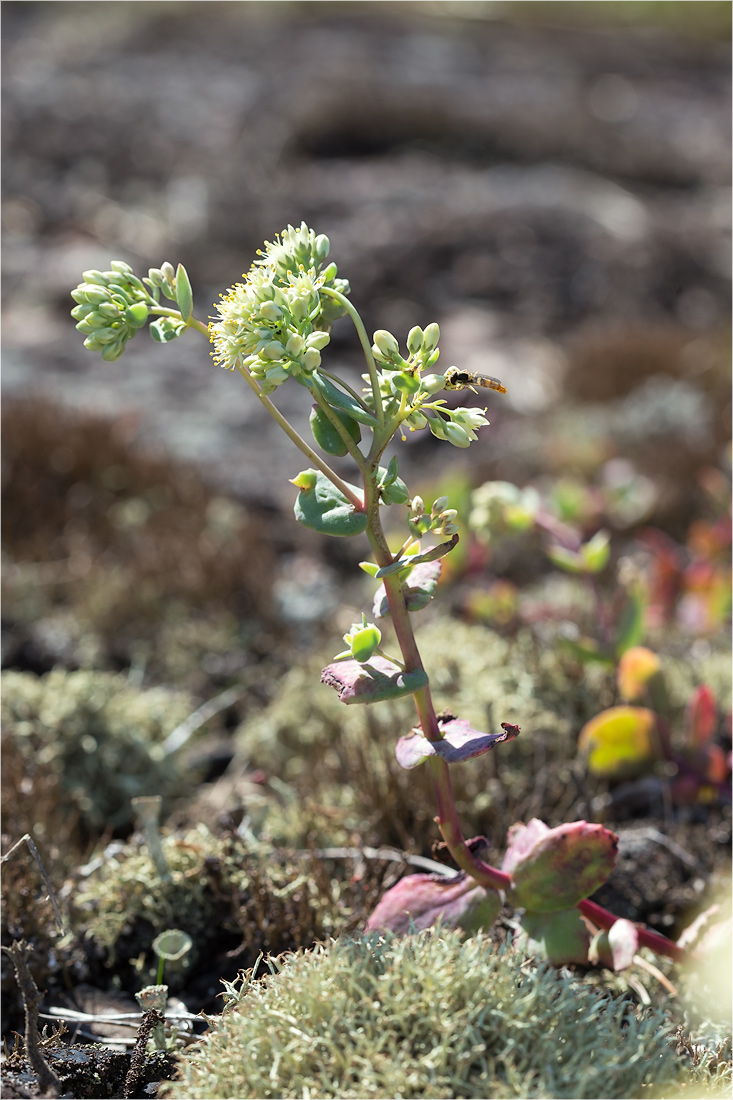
[163,686,243,755]
[123,1008,164,1099]
[2,940,62,1098]
[296,845,461,878]
[1,834,66,934]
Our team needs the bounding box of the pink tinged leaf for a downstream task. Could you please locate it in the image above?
[365,871,501,935]
[522,908,591,966]
[588,919,639,971]
[506,820,618,912]
[502,819,550,875]
[616,646,661,702]
[372,561,442,619]
[578,705,657,778]
[686,684,717,748]
[395,716,519,770]
[320,657,428,705]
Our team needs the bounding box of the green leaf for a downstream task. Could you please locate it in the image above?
[309,404,361,456]
[521,908,591,966]
[307,372,379,429]
[375,535,459,578]
[293,469,367,537]
[580,530,611,573]
[175,263,194,322]
[614,585,646,656]
[558,636,614,666]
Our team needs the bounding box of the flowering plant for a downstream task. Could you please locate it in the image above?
[72,223,687,969]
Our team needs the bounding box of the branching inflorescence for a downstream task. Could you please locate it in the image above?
[71,222,687,971]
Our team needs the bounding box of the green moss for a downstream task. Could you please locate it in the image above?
[1,669,196,835]
[166,929,707,1099]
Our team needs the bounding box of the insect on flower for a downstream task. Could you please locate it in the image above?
[443,367,507,394]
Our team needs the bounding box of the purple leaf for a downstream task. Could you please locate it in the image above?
[365,871,501,935]
[373,561,442,619]
[320,657,428,705]
[502,819,550,875]
[395,714,519,770]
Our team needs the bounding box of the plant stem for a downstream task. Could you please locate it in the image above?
[578,898,686,962]
[320,287,384,426]
[235,363,364,510]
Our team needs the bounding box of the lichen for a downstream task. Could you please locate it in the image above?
[165,928,717,1099]
[2,669,197,836]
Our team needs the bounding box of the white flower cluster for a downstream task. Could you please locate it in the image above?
[209,223,350,395]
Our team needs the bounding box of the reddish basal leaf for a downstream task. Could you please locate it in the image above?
[686,684,717,748]
[502,818,550,875]
[320,657,428,705]
[395,715,519,770]
[506,820,618,912]
[365,870,501,935]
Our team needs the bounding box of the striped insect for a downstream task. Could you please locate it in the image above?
[443,367,507,394]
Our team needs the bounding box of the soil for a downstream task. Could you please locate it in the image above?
[1,4,730,1097]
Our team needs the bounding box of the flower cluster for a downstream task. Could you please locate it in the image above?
[70,262,152,361]
[408,495,459,540]
[208,223,350,394]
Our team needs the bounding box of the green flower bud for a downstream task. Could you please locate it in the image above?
[344,615,382,664]
[302,348,322,371]
[424,348,441,369]
[291,469,319,490]
[306,330,331,351]
[262,340,285,361]
[404,410,428,430]
[321,260,338,282]
[101,340,126,361]
[83,286,110,306]
[422,322,440,353]
[314,234,331,263]
[432,496,450,515]
[110,260,134,274]
[160,262,175,282]
[407,326,424,355]
[285,333,305,356]
[443,422,472,448]
[259,300,281,322]
[98,302,122,320]
[147,268,164,288]
[410,496,425,516]
[82,269,109,286]
[428,416,448,441]
[373,330,400,360]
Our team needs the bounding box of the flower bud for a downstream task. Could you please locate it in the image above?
[82,269,109,286]
[306,330,331,351]
[147,268,164,288]
[443,422,472,448]
[98,302,122,320]
[410,496,425,516]
[422,322,440,353]
[110,260,134,275]
[314,234,330,263]
[321,261,338,282]
[424,348,441,369]
[262,340,285,361]
[404,410,428,430]
[432,496,450,515]
[373,329,400,360]
[259,300,281,322]
[428,417,448,441]
[160,262,175,282]
[83,286,110,306]
[285,332,305,357]
[302,348,322,371]
[407,326,424,355]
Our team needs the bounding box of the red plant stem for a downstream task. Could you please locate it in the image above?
[579,898,686,962]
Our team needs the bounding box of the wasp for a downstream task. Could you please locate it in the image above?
[443,367,507,394]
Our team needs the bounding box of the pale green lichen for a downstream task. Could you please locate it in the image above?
[165,928,718,1099]
[2,669,196,833]
[74,825,368,985]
